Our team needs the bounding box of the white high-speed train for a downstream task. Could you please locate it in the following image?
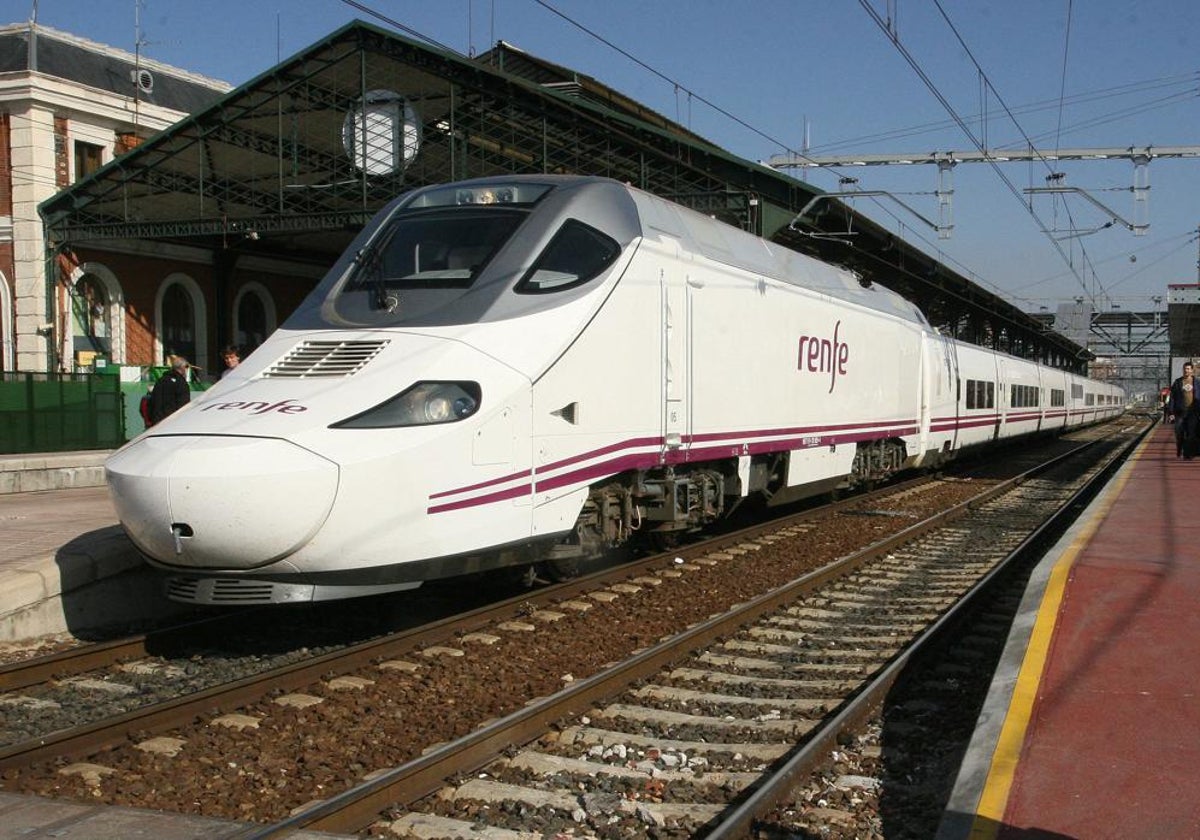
[105,175,1124,605]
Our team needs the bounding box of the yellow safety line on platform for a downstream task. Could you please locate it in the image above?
[968,429,1153,839]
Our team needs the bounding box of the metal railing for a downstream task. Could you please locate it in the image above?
[0,372,126,453]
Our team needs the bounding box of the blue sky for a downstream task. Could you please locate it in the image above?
[8,0,1200,315]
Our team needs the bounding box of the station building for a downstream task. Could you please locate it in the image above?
[0,21,230,374]
[10,19,1090,384]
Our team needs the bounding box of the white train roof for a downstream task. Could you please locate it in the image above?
[627,184,929,328]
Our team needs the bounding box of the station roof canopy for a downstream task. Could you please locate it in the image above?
[1167,284,1200,358]
[40,19,1090,369]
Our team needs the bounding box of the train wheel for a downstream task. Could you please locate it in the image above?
[517,564,542,588]
[650,531,682,552]
[541,556,580,581]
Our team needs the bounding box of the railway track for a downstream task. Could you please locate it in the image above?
[0,471,963,759]
[247,420,1143,838]
[0,419,1145,836]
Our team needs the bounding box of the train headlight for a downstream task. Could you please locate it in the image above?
[332,381,481,429]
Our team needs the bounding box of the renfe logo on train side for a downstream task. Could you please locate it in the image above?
[200,399,308,416]
[797,320,849,393]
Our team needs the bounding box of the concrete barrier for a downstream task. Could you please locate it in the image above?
[0,451,111,494]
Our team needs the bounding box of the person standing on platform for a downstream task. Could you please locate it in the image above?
[220,345,241,379]
[149,356,191,426]
[1168,360,1199,458]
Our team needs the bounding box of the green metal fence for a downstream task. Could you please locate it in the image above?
[0,372,126,454]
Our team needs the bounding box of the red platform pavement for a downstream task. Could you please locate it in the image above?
[947,424,1200,839]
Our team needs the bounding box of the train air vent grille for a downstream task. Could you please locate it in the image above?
[166,577,288,605]
[166,577,199,600]
[263,339,388,378]
[210,580,279,602]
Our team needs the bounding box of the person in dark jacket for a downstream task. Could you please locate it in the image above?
[149,356,191,425]
[1168,360,1199,458]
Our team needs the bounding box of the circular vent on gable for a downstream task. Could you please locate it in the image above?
[132,68,154,94]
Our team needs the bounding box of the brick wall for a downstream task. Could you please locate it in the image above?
[53,116,69,187]
[0,112,11,216]
[73,247,317,371]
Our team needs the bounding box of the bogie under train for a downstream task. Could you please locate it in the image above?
[105,176,1124,604]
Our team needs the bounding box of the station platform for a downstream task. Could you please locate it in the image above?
[0,450,191,644]
[0,468,359,837]
[0,450,110,495]
[939,423,1200,839]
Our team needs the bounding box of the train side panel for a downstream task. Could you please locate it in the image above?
[526,241,665,539]
[917,330,960,466]
[952,342,1001,448]
[997,355,1044,440]
[1065,374,1086,428]
[1042,368,1070,432]
[684,258,922,493]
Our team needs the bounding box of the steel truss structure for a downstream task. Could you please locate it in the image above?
[40,21,1092,371]
[1053,309,1171,400]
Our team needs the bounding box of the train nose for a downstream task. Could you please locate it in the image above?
[106,436,338,570]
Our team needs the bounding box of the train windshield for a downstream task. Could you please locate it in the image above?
[334,209,525,323]
[311,178,640,328]
[348,212,521,292]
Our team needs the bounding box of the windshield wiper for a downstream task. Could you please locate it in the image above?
[353,226,401,312]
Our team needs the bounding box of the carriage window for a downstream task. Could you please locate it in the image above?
[1050,388,1065,407]
[964,378,995,409]
[1010,385,1040,408]
[515,219,620,294]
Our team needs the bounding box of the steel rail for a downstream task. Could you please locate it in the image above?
[0,470,932,698]
[236,430,1134,837]
[701,422,1149,839]
[0,473,938,771]
[0,474,930,692]
[0,611,258,693]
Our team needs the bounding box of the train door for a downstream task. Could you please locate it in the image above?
[922,330,959,456]
[660,265,690,459]
[993,356,1003,441]
[1036,368,1045,433]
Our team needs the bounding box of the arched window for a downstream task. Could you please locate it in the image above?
[161,282,196,362]
[71,274,111,361]
[237,292,267,352]
[232,282,277,355]
[155,273,206,370]
[0,270,12,372]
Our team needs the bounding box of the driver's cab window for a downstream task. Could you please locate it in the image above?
[515,219,620,294]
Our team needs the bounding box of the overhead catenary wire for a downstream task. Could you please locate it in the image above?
[343,0,1170,311]
[337,0,458,54]
[526,0,1033,299]
[930,0,1099,299]
[530,0,820,168]
[1013,227,1200,294]
[806,71,1199,154]
[1053,0,1074,160]
[1001,90,1199,150]
[859,0,1109,308]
